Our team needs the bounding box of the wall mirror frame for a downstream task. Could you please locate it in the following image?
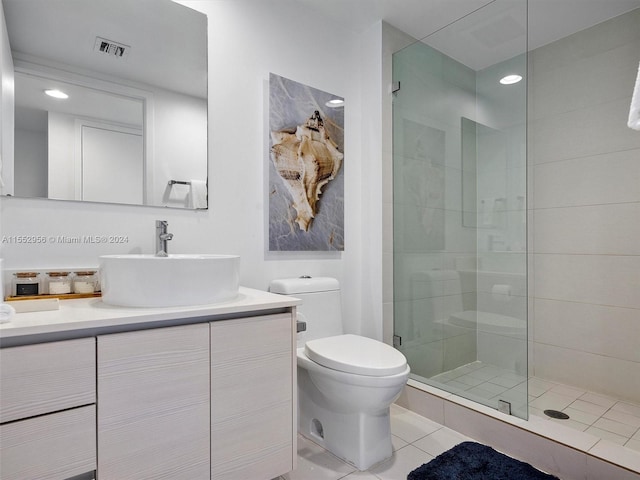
[1,0,209,210]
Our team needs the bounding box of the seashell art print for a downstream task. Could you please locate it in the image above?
[270,110,343,232]
[268,73,344,251]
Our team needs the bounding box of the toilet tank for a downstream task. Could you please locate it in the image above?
[269,277,343,345]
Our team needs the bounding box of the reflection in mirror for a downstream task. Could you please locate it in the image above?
[1,0,208,209]
[461,117,508,230]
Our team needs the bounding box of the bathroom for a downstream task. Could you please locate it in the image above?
[1,0,639,479]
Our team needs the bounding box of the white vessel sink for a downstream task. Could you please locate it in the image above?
[100,254,240,307]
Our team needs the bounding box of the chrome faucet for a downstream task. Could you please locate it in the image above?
[155,220,173,257]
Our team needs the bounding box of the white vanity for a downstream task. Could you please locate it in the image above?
[0,288,300,480]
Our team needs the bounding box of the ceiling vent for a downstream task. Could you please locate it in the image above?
[94,37,131,59]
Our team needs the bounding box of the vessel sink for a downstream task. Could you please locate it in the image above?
[99,254,240,307]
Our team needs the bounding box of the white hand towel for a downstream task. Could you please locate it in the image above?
[0,303,15,324]
[629,61,640,131]
[189,179,207,209]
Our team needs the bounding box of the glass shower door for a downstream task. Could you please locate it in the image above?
[392,0,528,418]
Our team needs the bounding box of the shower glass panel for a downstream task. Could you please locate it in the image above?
[392,0,528,418]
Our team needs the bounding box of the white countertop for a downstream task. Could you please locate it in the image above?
[0,287,301,341]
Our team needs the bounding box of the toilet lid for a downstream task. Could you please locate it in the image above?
[304,334,407,377]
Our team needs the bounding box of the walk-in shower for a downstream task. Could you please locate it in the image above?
[392,0,640,457]
[392,0,528,419]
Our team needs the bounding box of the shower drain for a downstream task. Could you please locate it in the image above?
[544,409,570,420]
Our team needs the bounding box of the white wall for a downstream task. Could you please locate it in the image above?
[528,9,640,403]
[151,88,207,207]
[0,0,378,338]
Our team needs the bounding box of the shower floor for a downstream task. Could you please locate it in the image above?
[430,361,640,454]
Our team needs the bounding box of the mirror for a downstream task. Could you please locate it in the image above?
[1,0,208,209]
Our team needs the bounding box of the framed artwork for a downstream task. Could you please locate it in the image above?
[268,73,344,251]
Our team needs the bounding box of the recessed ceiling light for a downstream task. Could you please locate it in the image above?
[499,74,522,85]
[325,98,344,108]
[44,89,69,99]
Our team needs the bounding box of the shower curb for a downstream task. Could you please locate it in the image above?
[397,381,640,479]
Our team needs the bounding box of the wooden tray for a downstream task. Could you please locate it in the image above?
[5,292,102,302]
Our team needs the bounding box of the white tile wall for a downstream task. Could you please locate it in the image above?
[533,203,640,255]
[534,299,640,363]
[529,8,640,403]
[534,343,640,403]
[529,98,640,164]
[533,149,640,208]
[533,254,640,309]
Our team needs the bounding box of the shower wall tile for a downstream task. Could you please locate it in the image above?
[533,203,640,255]
[443,333,477,372]
[533,254,640,309]
[529,8,640,75]
[528,9,640,406]
[382,151,393,205]
[477,332,527,374]
[383,250,395,297]
[475,271,527,297]
[403,339,445,378]
[383,301,394,346]
[533,343,640,404]
[383,202,393,254]
[529,41,638,120]
[533,149,640,208]
[534,298,640,363]
[529,98,640,166]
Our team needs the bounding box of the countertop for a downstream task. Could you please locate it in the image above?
[0,287,301,346]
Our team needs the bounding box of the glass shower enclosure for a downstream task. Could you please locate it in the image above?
[392,0,528,418]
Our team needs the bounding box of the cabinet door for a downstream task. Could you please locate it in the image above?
[97,324,210,480]
[210,313,295,480]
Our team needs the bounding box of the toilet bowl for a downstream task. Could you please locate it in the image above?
[270,277,410,470]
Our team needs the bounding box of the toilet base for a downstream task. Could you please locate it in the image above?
[298,369,393,470]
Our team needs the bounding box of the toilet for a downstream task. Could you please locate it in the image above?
[269,276,410,470]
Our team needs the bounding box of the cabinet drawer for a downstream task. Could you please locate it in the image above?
[0,405,96,480]
[0,338,96,423]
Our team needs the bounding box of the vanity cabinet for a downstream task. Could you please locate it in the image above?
[210,313,295,480]
[0,338,96,480]
[97,323,210,479]
[0,292,298,480]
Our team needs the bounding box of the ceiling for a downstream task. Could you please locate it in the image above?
[3,0,207,98]
[3,0,639,89]
[297,0,640,69]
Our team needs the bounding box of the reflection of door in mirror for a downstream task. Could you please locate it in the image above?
[3,0,208,209]
[81,125,143,205]
[13,70,146,205]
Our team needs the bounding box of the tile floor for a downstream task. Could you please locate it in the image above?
[275,404,472,480]
[431,361,640,453]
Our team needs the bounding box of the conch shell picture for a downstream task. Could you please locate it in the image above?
[268,73,344,251]
[270,110,343,232]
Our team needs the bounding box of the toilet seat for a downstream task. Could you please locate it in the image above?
[304,334,407,377]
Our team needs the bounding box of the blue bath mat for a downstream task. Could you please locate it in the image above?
[407,441,560,480]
